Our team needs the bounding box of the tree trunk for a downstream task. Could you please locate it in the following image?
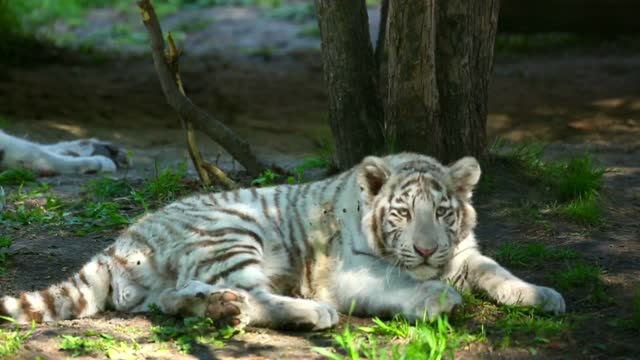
[386,0,442,157]
[387,0,499,163]
[315,0,385,169]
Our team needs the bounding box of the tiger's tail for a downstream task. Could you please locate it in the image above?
[0,252,112,324]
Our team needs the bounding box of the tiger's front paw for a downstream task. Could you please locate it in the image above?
[89,141,129,169]
[405,281,462,321]
[282,299,339,331]
[81,156,118,174]
[495,281,566,314]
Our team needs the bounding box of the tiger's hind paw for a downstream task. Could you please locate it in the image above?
[89,141,129,169]
[204,289,251,329]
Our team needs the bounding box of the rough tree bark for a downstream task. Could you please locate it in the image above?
[315,0,385,169]
[387,0,499,163]
[137,0,264,176]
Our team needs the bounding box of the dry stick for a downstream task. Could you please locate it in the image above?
[200,162,238,189]
[166,34,237,189]
[137,0,264,177]
[165,33,212,186]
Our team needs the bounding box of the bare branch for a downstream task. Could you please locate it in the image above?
[137,0,264,176]
[165,33,237,189]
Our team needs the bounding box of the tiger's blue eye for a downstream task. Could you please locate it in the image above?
[436,207,447,216]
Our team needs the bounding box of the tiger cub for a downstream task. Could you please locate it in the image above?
[0,130,128,176]
[0,153,565,330]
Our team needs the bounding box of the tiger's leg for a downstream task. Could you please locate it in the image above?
[158,280,338,330]
[0,131,118,175]
[444,242,565,314]
[333,256,462,321]
[158,281,251,328]
[241,288,339,330]
[42,138,129,169]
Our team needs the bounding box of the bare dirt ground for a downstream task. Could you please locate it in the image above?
[1,5,639,360]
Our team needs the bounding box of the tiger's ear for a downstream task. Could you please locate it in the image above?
[357,156,391,199]
[448,156,481,199]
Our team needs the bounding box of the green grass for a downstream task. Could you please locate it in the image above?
[142,161,188,203]
[497,307,568,347]
[0,318,36,358]
[244,46,276,60]
[495,33,590,54]
[552,262,603,290]
[492,241,606,303]
[267,3,315,23]
[252,168,281,187]
[149,304,237,353]
[70,201,131,234]
[87,177,133,200]
[632,287,640,330]
[0,236,12,275]
[1,183,130,233]
[297,24,321,38]
[0,195,66,226]
[500,142,607,225]
[495,243,579,268]
[314,316,485,360]
[0,115,9,129]
[558,194,602,225]
[0,169,36,186]
[457,292,570,349]
[494,33,640,55]
[59,331,140,358]
[551,156,605,201]
[252,155,334,187]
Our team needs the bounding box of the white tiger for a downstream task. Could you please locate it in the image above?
[0,153,565,329]
[0,130,128,176]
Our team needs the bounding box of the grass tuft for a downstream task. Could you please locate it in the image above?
[631,287,640,331]
[500,142,607,225]
[149,304,238,353]
[495,243,579,268]
[552,262,603,290]
[0,169,36,186]
[252,168,280,187]
[87,177,133,200]
[0,318,36,358]
[0,235,12,275]
[550,156,605,201]
[314,315,484,360]
[59,331,140,358]
[143,161,187,203]
[558,194,602,226]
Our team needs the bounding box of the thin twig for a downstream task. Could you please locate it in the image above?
[137,0,264,176]
[166,33,212,186]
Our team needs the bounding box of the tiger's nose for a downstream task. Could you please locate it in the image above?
[414,244,438,259]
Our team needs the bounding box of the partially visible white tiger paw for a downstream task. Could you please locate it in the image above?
[204,289,251,329]
[494,280,566,314]
[82,155,118,174]
[280,299,339,331]
[405,281,462,321]
[88,141,129,169]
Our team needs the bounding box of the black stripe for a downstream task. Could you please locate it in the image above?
[198,250,259,269]
[186,226,264,249]
[290,185,311,256]
[215,208,260,226]
[207,193,219,206]
[203,259,261,284]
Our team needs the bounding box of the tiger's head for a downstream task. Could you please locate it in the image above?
[357,153,480,280]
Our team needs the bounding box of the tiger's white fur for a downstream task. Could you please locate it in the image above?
[0,153,565,329]
[0,130,128,175]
